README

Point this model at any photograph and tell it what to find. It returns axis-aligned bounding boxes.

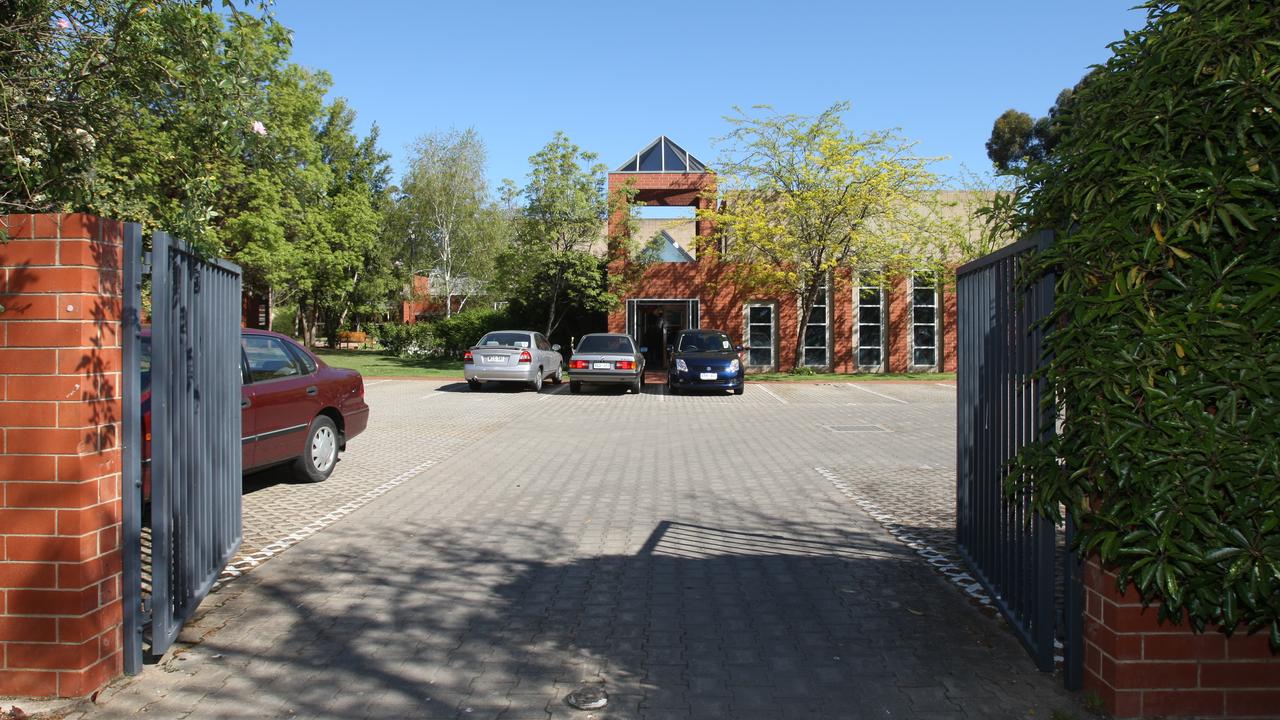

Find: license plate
[699,372,718,380]
[485,355,505,363]
[592,362,611,370]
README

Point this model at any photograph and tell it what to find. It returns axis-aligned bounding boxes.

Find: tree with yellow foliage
[701,102,951,369]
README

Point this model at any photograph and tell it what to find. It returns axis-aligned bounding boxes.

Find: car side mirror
[639,346,648,354]
[551,344,561,352]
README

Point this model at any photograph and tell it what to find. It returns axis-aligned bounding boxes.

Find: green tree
[388,128,508,317]
[985,86,1081,174]
[2,1,284,247]
[1001,0,1280,642]
[702,102,950,369]
[498,132,614,337]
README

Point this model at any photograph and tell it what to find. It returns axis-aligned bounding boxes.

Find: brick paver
[68,379,1082,719]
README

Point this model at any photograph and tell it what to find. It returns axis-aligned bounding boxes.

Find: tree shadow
[156,514,1083,719]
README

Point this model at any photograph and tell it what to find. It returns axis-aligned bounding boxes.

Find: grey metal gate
[955,230,1082,689]
[123,227,243,671]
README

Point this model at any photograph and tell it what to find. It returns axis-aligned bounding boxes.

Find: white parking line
[936,382,955,389]
[758,385,788,405]
[365,379,391,387]
[845,383,909,405]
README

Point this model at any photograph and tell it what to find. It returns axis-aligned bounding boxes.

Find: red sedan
[142,329,369,496]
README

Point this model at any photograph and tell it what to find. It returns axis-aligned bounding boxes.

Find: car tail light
[463,350,473,362]
[615,360,636,370]
[569,359,588,370]
[518,350,532,364]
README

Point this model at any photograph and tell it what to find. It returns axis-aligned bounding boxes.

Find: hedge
[1010,0,1280,643]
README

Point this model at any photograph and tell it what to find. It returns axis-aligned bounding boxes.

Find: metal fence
[123,229,243,670]
[955,230,1082,689]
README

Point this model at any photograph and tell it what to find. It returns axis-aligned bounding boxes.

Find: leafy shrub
[427,308,511,357]
[370,322,434,358]
[1007,1,1280,642]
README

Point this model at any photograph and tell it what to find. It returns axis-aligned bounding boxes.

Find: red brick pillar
[1083,557,1280,718]
[0,213,124,697]
[940,276,958,373]
[885,275,911,373]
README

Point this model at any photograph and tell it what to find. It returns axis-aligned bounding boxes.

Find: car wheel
[467,379,482,391]
[669,384,680,396]
[529,369,543,392]
[294,415,339,483]
[570,380,582,394]
[630,376,642,394]
[733,385,745,395]
[552,366,563,384]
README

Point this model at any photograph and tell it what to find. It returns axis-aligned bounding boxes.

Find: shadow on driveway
[171,519,1082,719]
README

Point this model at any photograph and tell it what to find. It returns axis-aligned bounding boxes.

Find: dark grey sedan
[568,333,646,394]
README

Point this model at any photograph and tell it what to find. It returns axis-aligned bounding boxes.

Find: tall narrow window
[803,277,829,367]
[912,274,938,367]
[745,304,774,368]
[857,287,884,368]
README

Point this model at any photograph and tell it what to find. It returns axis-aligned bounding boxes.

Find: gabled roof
[615,136,708,173]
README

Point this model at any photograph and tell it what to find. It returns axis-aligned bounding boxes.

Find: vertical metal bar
[149,231,172,653]
[957,269,962,543]
[994,260,1006,592]
[1063,511,1084,689]
[121,223,142,675]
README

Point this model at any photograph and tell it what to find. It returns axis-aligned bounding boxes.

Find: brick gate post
[1083,557,1280,718]
[0,213,125,697]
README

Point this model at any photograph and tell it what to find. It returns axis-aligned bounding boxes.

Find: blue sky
[269,1,1146,192]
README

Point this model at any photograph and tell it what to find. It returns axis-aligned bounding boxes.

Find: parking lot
[79,378,1081,719]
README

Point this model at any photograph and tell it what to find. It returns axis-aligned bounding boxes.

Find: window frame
[743,302,777,371]
[283,340,318,375]
[801,274,831,369]
[910,273,940,370]
[853,283,886,372]
[242,335,305,385]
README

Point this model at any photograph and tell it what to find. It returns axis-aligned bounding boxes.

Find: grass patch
[314,349,463,378]
[749,371,955,383]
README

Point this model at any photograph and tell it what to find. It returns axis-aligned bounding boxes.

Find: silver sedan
[464,330,564,391]
[568,333,646,394]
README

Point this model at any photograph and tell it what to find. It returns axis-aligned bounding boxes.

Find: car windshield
[577,335,634,354]
[477,332,531,348]
[678,331,732,353]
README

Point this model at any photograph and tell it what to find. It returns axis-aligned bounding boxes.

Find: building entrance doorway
[627,299,699,369]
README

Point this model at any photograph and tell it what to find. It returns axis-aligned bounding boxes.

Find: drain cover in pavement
[824,424,887,432]
[565,685,608,710]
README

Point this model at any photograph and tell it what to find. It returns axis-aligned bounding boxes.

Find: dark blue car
[666,329,745,395]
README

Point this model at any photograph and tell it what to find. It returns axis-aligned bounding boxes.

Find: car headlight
[675,359,688,372]
[729,359,740,372]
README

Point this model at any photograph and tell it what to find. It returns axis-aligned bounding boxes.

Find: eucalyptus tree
[390,128,506,317]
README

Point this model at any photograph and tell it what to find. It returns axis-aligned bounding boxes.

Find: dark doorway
[630,300,696,369]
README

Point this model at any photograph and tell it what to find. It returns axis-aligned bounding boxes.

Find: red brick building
[400,274,472,323]
[606,137,957,374]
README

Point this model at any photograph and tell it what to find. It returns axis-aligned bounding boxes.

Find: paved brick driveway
[72,379,1083,719]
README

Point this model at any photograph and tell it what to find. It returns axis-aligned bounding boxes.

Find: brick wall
[1083,557,1280,718]
[0,213,125,697]
[605,170,958,374]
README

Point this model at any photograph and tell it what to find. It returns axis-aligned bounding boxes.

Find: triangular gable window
[615,136,708,173]
[655,231,693,262]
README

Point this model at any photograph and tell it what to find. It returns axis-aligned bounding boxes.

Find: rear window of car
[577,335,634,354]
[677,331,732,352]
[478,332,532,348]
